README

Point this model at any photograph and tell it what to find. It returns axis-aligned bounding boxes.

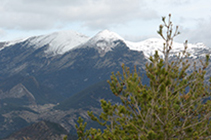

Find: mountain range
[0,29,210,139]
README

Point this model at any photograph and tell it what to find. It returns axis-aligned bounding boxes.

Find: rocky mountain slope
[0,30,210,139]
[2,120,77,140]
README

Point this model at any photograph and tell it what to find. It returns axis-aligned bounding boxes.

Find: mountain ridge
[1,29,209,58]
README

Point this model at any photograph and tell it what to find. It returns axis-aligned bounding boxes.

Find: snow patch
[0,38,28,51]
[80,30,124,52]
[125,38,209,58]
[28,30,90,56]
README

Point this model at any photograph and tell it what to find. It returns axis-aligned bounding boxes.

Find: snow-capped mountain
[81,30,124,53]
[0,29,209,80]
[2,30,90,56]
[47,30,209,58]
[0,29,209,101]
[126,38,209,58]
[2,29,209,58]
[28,30,90,56]
[0,29,210,139]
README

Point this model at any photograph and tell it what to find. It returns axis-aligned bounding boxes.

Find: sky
[0,0,210,47]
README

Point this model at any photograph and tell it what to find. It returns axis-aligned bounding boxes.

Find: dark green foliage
[75,14,211,139]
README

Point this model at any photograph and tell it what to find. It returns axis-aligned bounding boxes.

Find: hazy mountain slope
[2,120,77,140]
[0,75,63,107]
[55,80,120,110]
[39,41,147,98]
[0,115,29,139]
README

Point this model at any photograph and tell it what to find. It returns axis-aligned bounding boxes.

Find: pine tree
[75,14,211,140]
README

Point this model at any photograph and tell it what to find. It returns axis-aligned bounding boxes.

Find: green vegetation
[75,14,211,139]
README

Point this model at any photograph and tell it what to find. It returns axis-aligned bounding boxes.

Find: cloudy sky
[0,0,210,47]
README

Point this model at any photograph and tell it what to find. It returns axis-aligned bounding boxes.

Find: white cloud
[0,0,158,31]
[0,29,7,38]
[176,18,211,47]
[0,0,210,48]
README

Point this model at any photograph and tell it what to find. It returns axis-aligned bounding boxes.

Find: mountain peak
[93,29,124,41]
[28,30,89,56]
[80,29,125,54]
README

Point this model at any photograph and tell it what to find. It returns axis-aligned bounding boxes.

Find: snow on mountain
[1,38,28,51]
[87,29,124,44]
[125,38,209,58]
[27,30,90,56]
[1,30,90,56]
[2,30,85,57]
[1,29,209,58]
[81,30,209,58]
[81,30,124,52]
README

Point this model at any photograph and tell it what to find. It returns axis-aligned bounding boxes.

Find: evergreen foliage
[75,14,211,139]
